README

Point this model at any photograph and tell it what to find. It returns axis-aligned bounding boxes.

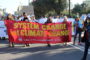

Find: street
[0,40,90,60]
[0,0,89,60]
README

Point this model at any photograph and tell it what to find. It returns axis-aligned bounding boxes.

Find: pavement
[0,40,90,60]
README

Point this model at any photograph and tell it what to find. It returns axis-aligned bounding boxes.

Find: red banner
[4,20,72,44]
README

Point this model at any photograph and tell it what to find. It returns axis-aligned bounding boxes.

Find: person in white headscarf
[63,16,68,22]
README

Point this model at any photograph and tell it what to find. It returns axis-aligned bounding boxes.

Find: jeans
[74,30,82,44]
[82,32,90,60]
[82,42,90,60]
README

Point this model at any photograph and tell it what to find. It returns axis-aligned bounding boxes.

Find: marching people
[52,15,60,23]
[19,12,31,22]
[45,16,53,47]
[52,15,65,23]
[82,14,90,60]
[38,16,47,24]
[29,15,38,22]
[19,12,30,47]
[73,17,83,45]
[6,13,14,20]
[63,16,69,46]
[63,16,68,22]
[57,15,64,23]
[6,14,15,47]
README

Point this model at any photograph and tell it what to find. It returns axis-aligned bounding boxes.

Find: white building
[17,3,34,16]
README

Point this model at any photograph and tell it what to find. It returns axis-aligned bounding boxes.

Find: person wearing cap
[73,17,83,45]
[82,14,90,60]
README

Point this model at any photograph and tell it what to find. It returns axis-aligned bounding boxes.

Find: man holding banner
[45,16,53,47]
[19,12,30,47]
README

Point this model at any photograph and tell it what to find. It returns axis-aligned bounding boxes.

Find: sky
[71,0,84,4]
[0,0,85,14]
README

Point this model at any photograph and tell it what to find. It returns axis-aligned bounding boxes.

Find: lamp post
[28,0,30,5]
[69,0,71,17]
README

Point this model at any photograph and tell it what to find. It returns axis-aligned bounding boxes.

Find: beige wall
[17,4,34,16]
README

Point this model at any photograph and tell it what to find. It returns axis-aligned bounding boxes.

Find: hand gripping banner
[4,20,72,44]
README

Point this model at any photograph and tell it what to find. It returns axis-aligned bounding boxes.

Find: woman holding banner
[19,12,30,47]
[6,13,14,20]
[63,16,69,46]
[45,16,53,47]
[6,14,15,47]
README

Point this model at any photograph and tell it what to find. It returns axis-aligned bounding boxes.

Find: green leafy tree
[32,0,67,18]
[81,3,87,13]
[87,9,90,13]
[72,3,87,14]
[72,4,82,14]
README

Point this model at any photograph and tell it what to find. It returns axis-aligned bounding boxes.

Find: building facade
[17,3,34,16]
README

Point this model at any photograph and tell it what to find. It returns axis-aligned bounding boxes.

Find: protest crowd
[0,12,90,60]
[0,12,88,46]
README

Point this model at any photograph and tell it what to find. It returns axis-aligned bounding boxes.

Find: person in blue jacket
[73,17,83,45]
